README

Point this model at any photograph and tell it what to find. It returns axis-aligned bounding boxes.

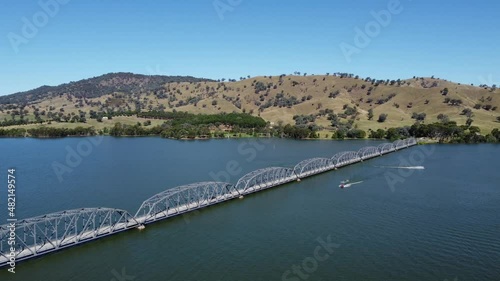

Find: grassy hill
[0,72,214,104]
[1,73,499,136]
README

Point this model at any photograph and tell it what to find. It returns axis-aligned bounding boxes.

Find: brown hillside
[1,74,499,133]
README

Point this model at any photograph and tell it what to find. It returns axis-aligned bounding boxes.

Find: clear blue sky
[1,0,499,95]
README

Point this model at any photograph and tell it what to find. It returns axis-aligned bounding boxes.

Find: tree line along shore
[0,111,499,144]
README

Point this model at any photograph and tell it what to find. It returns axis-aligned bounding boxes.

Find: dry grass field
[1,74,499,134]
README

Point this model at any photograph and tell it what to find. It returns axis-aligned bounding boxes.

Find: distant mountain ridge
[0,72,215,104]
[0,72,498,134]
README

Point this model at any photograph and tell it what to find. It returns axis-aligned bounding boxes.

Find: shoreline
[0,134,498,145]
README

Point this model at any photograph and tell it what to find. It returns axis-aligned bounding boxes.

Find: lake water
[0,137,499,281]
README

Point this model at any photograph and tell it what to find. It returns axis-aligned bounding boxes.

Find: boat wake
[339,181,363,188]
[375,166,425,170]
[349,181,364,185]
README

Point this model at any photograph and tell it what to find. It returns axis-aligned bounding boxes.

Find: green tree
[369,129,386,139]
[466,117,474,127]
[347,129,366,139]
[485,134,497,143]
[254,81,267,93]
[461,108,473,117]
[336,129,346,139]
[469,126,480,135]
[378,113,388,123]
[492,128,500,140]
[344,106,356,116]
[412,112,426,121]
[438,114,449,123]
[368,108,374,120]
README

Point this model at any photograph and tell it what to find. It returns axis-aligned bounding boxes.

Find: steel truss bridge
[1,138,417,267]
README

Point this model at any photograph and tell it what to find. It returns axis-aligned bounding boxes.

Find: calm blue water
[0,137,499,281]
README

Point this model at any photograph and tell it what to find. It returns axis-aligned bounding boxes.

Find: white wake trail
[375,166,425,170]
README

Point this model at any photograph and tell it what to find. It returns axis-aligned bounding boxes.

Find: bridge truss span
[393,140,407,150]
[331,151,361,167]
[357,146,380,160]
[134,182,237,224]
[294,158,335,178]
[378,143,395,154]
[405,138,417,146]
[0,208,138,267]
[235,167,297,194]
